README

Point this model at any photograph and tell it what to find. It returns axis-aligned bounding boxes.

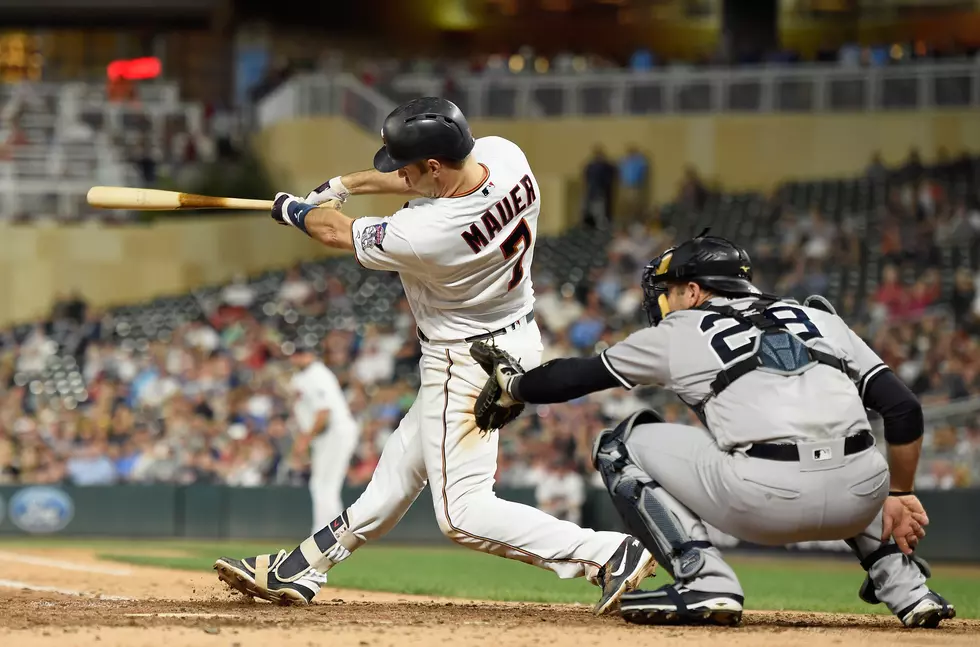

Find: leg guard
[276,511,356,581]
[846,539,931,605]
[592,409,708,581]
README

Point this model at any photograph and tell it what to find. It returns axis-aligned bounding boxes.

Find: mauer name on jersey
[460,174,536,254]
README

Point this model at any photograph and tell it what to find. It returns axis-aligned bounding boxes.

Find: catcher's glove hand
[469,341,526,433]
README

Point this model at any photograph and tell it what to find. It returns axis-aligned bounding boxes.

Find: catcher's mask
[641,229,757,325]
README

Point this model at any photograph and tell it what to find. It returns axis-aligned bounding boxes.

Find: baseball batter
[288,343,359,534]
[476,233,956,628]
[214,97,655,613]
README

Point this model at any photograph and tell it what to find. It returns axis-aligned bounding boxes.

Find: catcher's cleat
[593,537,657,616]
[620,584,744,627]
[214,550,326,606]
[899,591,956,628]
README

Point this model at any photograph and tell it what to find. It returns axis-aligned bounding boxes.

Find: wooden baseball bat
[87,186,274,211]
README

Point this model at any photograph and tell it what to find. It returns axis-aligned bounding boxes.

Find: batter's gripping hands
[271,192,304,226]
[305,176,350,205]
[272,193,342,234]
[470,341,525,432]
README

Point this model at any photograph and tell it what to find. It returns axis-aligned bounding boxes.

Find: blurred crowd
[2,152,980,526]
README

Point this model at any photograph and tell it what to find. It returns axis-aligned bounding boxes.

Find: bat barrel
[87,186,274,211]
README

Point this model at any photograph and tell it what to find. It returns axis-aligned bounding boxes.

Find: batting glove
[272,192,316,235]
[305,176,350,205]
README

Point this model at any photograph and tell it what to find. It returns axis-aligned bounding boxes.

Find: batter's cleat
[593,537,658,615]
[214,550,327,606]
[620,584,744,627]
[899,591,956,628]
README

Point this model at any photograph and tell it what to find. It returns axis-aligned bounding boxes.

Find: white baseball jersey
[290,361,358,443]
[601,297,884,450]
[350,136,539,341]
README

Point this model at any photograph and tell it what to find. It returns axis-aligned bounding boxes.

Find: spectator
[677,165,707,211]
[628,48,655,72]
[278,267,313,306]
[582,146,616,228]
[567,292,606,351]
[66,442,117,485]
[866,151,887,183]
[874,264,908,318]
[618,146,650,222]
[535,283,584,334]
[221,273,257,309]
[952,269,976,323]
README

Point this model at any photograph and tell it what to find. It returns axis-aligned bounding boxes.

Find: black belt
[746,430,874,462]
[417,311,534,344]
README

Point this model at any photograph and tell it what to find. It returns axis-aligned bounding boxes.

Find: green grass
[4,539,978,617]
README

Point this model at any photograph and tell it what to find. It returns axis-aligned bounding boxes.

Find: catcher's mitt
[469,341,526,433]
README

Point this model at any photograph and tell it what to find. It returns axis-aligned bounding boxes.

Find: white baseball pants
[325,320,626,580]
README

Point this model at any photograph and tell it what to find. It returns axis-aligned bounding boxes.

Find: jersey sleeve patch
[600,351,636,390]
[358,222,387,252]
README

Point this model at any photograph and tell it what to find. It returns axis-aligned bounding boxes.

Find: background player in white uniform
[214,97,655,613]
[287,343,360,535]
[478,233,956,629]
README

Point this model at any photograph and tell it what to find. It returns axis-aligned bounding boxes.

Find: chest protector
[691,296,859,422]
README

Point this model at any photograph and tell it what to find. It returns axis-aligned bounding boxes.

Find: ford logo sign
[9,487,74,534]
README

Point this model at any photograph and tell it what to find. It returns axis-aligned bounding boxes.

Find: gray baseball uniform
[599,296,929,613]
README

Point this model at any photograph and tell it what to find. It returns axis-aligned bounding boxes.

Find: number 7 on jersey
[500,218,532,291]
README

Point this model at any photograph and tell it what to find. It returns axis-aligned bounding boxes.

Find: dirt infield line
[0,578,132,600]
[0,546,976,647]
[0,550,133,575]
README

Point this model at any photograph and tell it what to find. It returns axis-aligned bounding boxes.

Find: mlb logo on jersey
[482,181,495,197]
[812,447,832,461]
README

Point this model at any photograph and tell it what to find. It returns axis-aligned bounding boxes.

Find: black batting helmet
[373,97,475,173]
[641,229,758,325]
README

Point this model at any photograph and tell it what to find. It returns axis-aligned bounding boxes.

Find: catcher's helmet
[373,97,475,173]
[641,230,758,325]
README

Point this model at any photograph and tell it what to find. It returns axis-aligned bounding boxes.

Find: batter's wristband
[889,490,914,497]
[287,201,316,237]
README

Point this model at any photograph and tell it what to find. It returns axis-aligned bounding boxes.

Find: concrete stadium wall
[476,110,980,203]
[254,111,980,226]
[0,216,335,326]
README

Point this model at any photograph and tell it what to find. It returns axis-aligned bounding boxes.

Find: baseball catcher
[473,231,955,629]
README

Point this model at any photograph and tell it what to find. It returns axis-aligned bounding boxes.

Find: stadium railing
[257,72,396,132]
[257,62,980,127]
[0,81,203,221]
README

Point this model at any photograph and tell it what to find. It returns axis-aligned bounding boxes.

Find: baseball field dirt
[0,546,977,647]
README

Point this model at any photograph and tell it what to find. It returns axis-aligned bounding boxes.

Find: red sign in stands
[107,57,162,81]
